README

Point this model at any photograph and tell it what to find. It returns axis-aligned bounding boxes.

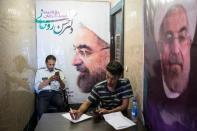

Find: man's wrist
[108,110,111,113]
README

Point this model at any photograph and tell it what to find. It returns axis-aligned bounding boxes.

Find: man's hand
[53,75,60,81]
[38,76,53,89]
[96,108,109,114]
[48,75,55,81]
[48,74,60,82]
[69,109,83,120]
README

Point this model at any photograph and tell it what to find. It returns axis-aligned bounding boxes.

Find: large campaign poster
[144,0,197,130]
[36,1,110,103]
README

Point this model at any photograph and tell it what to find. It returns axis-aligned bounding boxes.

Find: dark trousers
[37,90,65,119]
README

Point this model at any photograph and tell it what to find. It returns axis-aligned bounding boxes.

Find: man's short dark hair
[45,55,56,63]
[106,61,123,76]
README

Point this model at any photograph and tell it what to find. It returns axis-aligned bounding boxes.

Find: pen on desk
[70,108,75,120]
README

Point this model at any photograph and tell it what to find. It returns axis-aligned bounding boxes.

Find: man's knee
[37,103,48,115]
[55,99,64,107]
[52,93,64,106]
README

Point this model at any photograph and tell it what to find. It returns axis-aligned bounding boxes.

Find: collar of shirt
[162,75,180,99]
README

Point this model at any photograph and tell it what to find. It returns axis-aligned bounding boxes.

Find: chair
[62,88,69,112]
[46,89,69,112]
[36,89,69,120]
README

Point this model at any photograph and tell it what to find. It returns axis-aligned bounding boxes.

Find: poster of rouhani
[36,1,110,103]
[144,0,197,130]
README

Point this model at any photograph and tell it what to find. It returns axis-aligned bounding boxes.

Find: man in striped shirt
[70,61,133,120]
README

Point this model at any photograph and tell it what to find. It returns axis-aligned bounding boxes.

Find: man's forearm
[108,105,126,113]
[59,79,65,90]
[78,100,91,113]
[38,79,51,89]
[108,98,129,113]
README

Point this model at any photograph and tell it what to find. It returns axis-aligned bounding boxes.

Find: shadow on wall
[0,55,36,131]
[4,55,35,92]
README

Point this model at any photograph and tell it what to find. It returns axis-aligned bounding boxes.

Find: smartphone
[42,77,48,80]
[55,71,59,76]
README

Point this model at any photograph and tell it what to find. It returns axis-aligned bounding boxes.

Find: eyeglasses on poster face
[162,29,190,44]
[73,45,109,58]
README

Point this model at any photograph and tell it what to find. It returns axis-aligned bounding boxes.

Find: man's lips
[76,66,86,71]
[76,67,88,76]
[169,63,182,69]
[108,83,113,88]
[76,68,86,72]
[169,57,182,67]
[79,71,87,76]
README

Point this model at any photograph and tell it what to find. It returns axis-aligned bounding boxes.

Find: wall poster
[36,1,110,103]
[144,0,197,130]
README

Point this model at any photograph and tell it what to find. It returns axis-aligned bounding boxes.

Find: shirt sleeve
[34,70,41,93]
[121,79,133,99]
[88,86,100,104]
[59,70,66,90]
[59,70,65,81]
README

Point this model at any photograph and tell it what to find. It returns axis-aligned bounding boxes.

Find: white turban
[71,3,110,44]
[154,0,197,43]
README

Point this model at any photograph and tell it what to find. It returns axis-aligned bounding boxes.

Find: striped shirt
[88,78,133,110]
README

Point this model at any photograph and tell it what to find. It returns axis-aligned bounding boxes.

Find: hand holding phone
[55,71,59,76]
[54,71,60,81]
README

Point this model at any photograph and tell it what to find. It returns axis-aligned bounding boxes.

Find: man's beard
[162,55,190,94]
[77,65,106,93]
[164,69,189,93]
[48,68,54,72]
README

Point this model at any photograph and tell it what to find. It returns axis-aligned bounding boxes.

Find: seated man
[35,55,66,119]
[70,61,133,120]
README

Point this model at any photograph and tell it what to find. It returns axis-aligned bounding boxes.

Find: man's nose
[72,54,83,66]
[49,65,54,68]
[171,38,180,54]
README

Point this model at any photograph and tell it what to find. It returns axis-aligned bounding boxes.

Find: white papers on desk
[62,113,92,123]
[103,112,135,130]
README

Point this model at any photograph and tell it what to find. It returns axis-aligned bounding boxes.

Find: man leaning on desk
[70,61,133,120]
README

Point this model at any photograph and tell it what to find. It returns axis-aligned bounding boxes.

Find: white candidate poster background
[36,1,110,103]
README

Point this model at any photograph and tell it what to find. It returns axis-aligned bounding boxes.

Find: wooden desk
[35,113,146,131]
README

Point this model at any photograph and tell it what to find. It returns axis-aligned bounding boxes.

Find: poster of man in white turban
[36,1,110,103]
[144,0,197,130]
